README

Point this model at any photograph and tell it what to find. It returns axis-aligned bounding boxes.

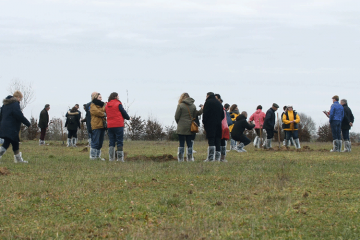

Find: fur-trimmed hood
[67,110,79,115]
[3,96,18,105]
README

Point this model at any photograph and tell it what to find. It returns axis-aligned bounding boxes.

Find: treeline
[20,113,360,143]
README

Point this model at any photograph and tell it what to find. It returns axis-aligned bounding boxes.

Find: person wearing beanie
[0,91,31,163]
[329,95,344,152]
[340,99,354,152]
[249,105,266,148]
[263,103,279,149]
[282,105,301,149]
[38,104,50,145]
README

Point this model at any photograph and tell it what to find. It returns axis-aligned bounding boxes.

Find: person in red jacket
[105,92,130,162]
[249,105,266,148]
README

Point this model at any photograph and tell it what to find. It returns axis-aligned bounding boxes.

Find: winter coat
[65,110,80,131]
[226,111,232,126]
[90,99,106,130]
[38,108,49,129]
[84,102,92,133]
[175,97,197,135]
[105,99,130,129]
[329,101,344,123]
[0,96,30,142]
[342,103,354,130]
[202,95,224,138]
[229,111,239,132]
[249,109,266,129]
[282,110,300,131]
[231,114,255,140]
[263,108,276,129]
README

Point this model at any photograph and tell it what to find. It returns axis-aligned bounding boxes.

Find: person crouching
[230,112,255,153]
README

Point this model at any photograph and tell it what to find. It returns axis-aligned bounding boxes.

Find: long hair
[230,104,237,112]
[108,92,118,102]
[178,93,189,105]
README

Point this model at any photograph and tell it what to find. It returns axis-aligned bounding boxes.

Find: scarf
[92,99,104,108]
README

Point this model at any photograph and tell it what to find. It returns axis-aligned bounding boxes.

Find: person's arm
[329,105,334,122]
[350,109,354,125]
[174,105,181,123]
[245,121,255,130]
[196,108,203,117]
[13,104,30,127]
[294,113,300,123]
[118,104,130,120]
[249,113,254,122]
[282,113,291,124]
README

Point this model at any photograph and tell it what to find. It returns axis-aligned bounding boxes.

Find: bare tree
[144,117,165,141]
[8,79,35,110]
[317,123,333,142]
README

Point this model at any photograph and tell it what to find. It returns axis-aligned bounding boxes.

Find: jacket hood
[182,97,195,105]
[106,99,121,108]
[255,109,262,114]
[3,96,18,105]
[236,114,247,121]
[67,110,79,115]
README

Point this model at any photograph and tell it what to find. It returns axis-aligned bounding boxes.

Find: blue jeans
[178,135,192,148]
[330,120,341,140]
[91,128,105,150]
[108,127,124,150]
[342,129,350,141]
[285,130,299,140]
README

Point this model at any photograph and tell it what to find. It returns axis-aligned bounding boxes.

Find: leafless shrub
[144,118,165,141]
[127,115,145,140]
[317,123,333,142]
[8,79,35,111]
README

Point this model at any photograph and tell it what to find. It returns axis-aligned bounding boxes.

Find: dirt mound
[268,146,313,152]
[126,154,176,162]
[80,147,88,152]
[0,167,10,175]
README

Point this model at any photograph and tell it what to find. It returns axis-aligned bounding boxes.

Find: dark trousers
[178,135,192,148]
[67,129,78,138]
[208,137,221,151]
[231,134,251,146]
[191,134,196,141]
[330,120,341,140]
[108,127,124,150]
[265,128,274,139]
[2,137,20,154]
[285,130,298,140]
[40,128,47,140]
[91,128,105,150]
[342,129,350,141]
[255,128,264,137]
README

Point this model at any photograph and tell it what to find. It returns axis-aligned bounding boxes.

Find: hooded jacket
[231,114,255,140]
[249,109,266,129]
[65,109,80,131]
[341,103,354,130]
[0,96,30,142]
[202,95,224,138]
[90,99,106,130]
[175,97,197,135]
[105,99,130,128]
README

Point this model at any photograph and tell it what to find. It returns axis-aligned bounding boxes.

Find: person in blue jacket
[329,95,344,152]
[0,91,31,163]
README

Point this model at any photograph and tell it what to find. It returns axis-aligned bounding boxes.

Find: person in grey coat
[175,93,198,162]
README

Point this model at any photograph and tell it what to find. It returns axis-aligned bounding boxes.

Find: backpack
[67,115,76,126]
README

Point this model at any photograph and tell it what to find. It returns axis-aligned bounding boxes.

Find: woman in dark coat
[231,112,255,152]
[0,91,30,163]
[65,106,81,147]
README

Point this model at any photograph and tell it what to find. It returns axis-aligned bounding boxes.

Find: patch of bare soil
[268,146,313,152]
[126,154,176,162]
[80,147,88,152]
[0,167,10,175]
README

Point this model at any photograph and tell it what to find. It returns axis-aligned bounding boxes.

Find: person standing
[202,92,224,162]
[174,93,198,162]
[231,112,255,152]
[263,103,279,149]
[105,92,130,162]
[190,105,203,154]
[65,106,81,147]
[0,91,31,163]
[329,95,344,152]
[249,105,266,148]
[83,92,97,147]
[340,99,354,152]
[90,93,107,160]
[38,104,50,145]
[282,105,301,149]
[215,94,229,161]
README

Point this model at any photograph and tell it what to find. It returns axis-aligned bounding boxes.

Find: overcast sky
[1,0,359,132]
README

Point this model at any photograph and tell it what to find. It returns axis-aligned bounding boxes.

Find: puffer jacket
[249,109,266,129]
[229,111,239,132]
[341,103,354,130]
[105,99,130,128]
[175,97,197,135]
[329,101,344,122]
[90,99,106,130]
[282,110,300,131]
[65,109,80,131]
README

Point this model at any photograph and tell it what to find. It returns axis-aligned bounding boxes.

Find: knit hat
[272,103,279,108]
[332,95,339,101]
[92,92,100,101]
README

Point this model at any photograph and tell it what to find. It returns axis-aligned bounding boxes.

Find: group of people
[174,92,355,162]
[0,90,355,164]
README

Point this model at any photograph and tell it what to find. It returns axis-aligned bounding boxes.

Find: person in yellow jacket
[282,105,301,149]
[229,104,244,151]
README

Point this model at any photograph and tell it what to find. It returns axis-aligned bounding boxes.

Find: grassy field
[0,140,359,239]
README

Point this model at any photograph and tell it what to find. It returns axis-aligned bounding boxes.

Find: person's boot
[236,143,245,152]
[109,146,116,161]
[90,148,97,160]
[265,139,272,149]
[294,138,301,149]
[230,139,236,151]
[96,149,106,161]
[254,136,259,148]
[220,146,227,162]
[116,150,124,162]
[290,137,295,146]
[0,146,6,162]
[284,139,290,147]
[262,139,267,148]
[215,151,221,161]
[330,140,337,152]
[0,138,4,144]
[191,140,197,153]
[349,141,352,152]
[186,147,194,162]
[67,138,72,147]
[177,147,184,162]
[86,138,91,147]
[337,140,342,152]
[14,152,28,163]
[342,141,351,152]
[72,138,77,147]
[204,146,216,162]
[282,139,286,146]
